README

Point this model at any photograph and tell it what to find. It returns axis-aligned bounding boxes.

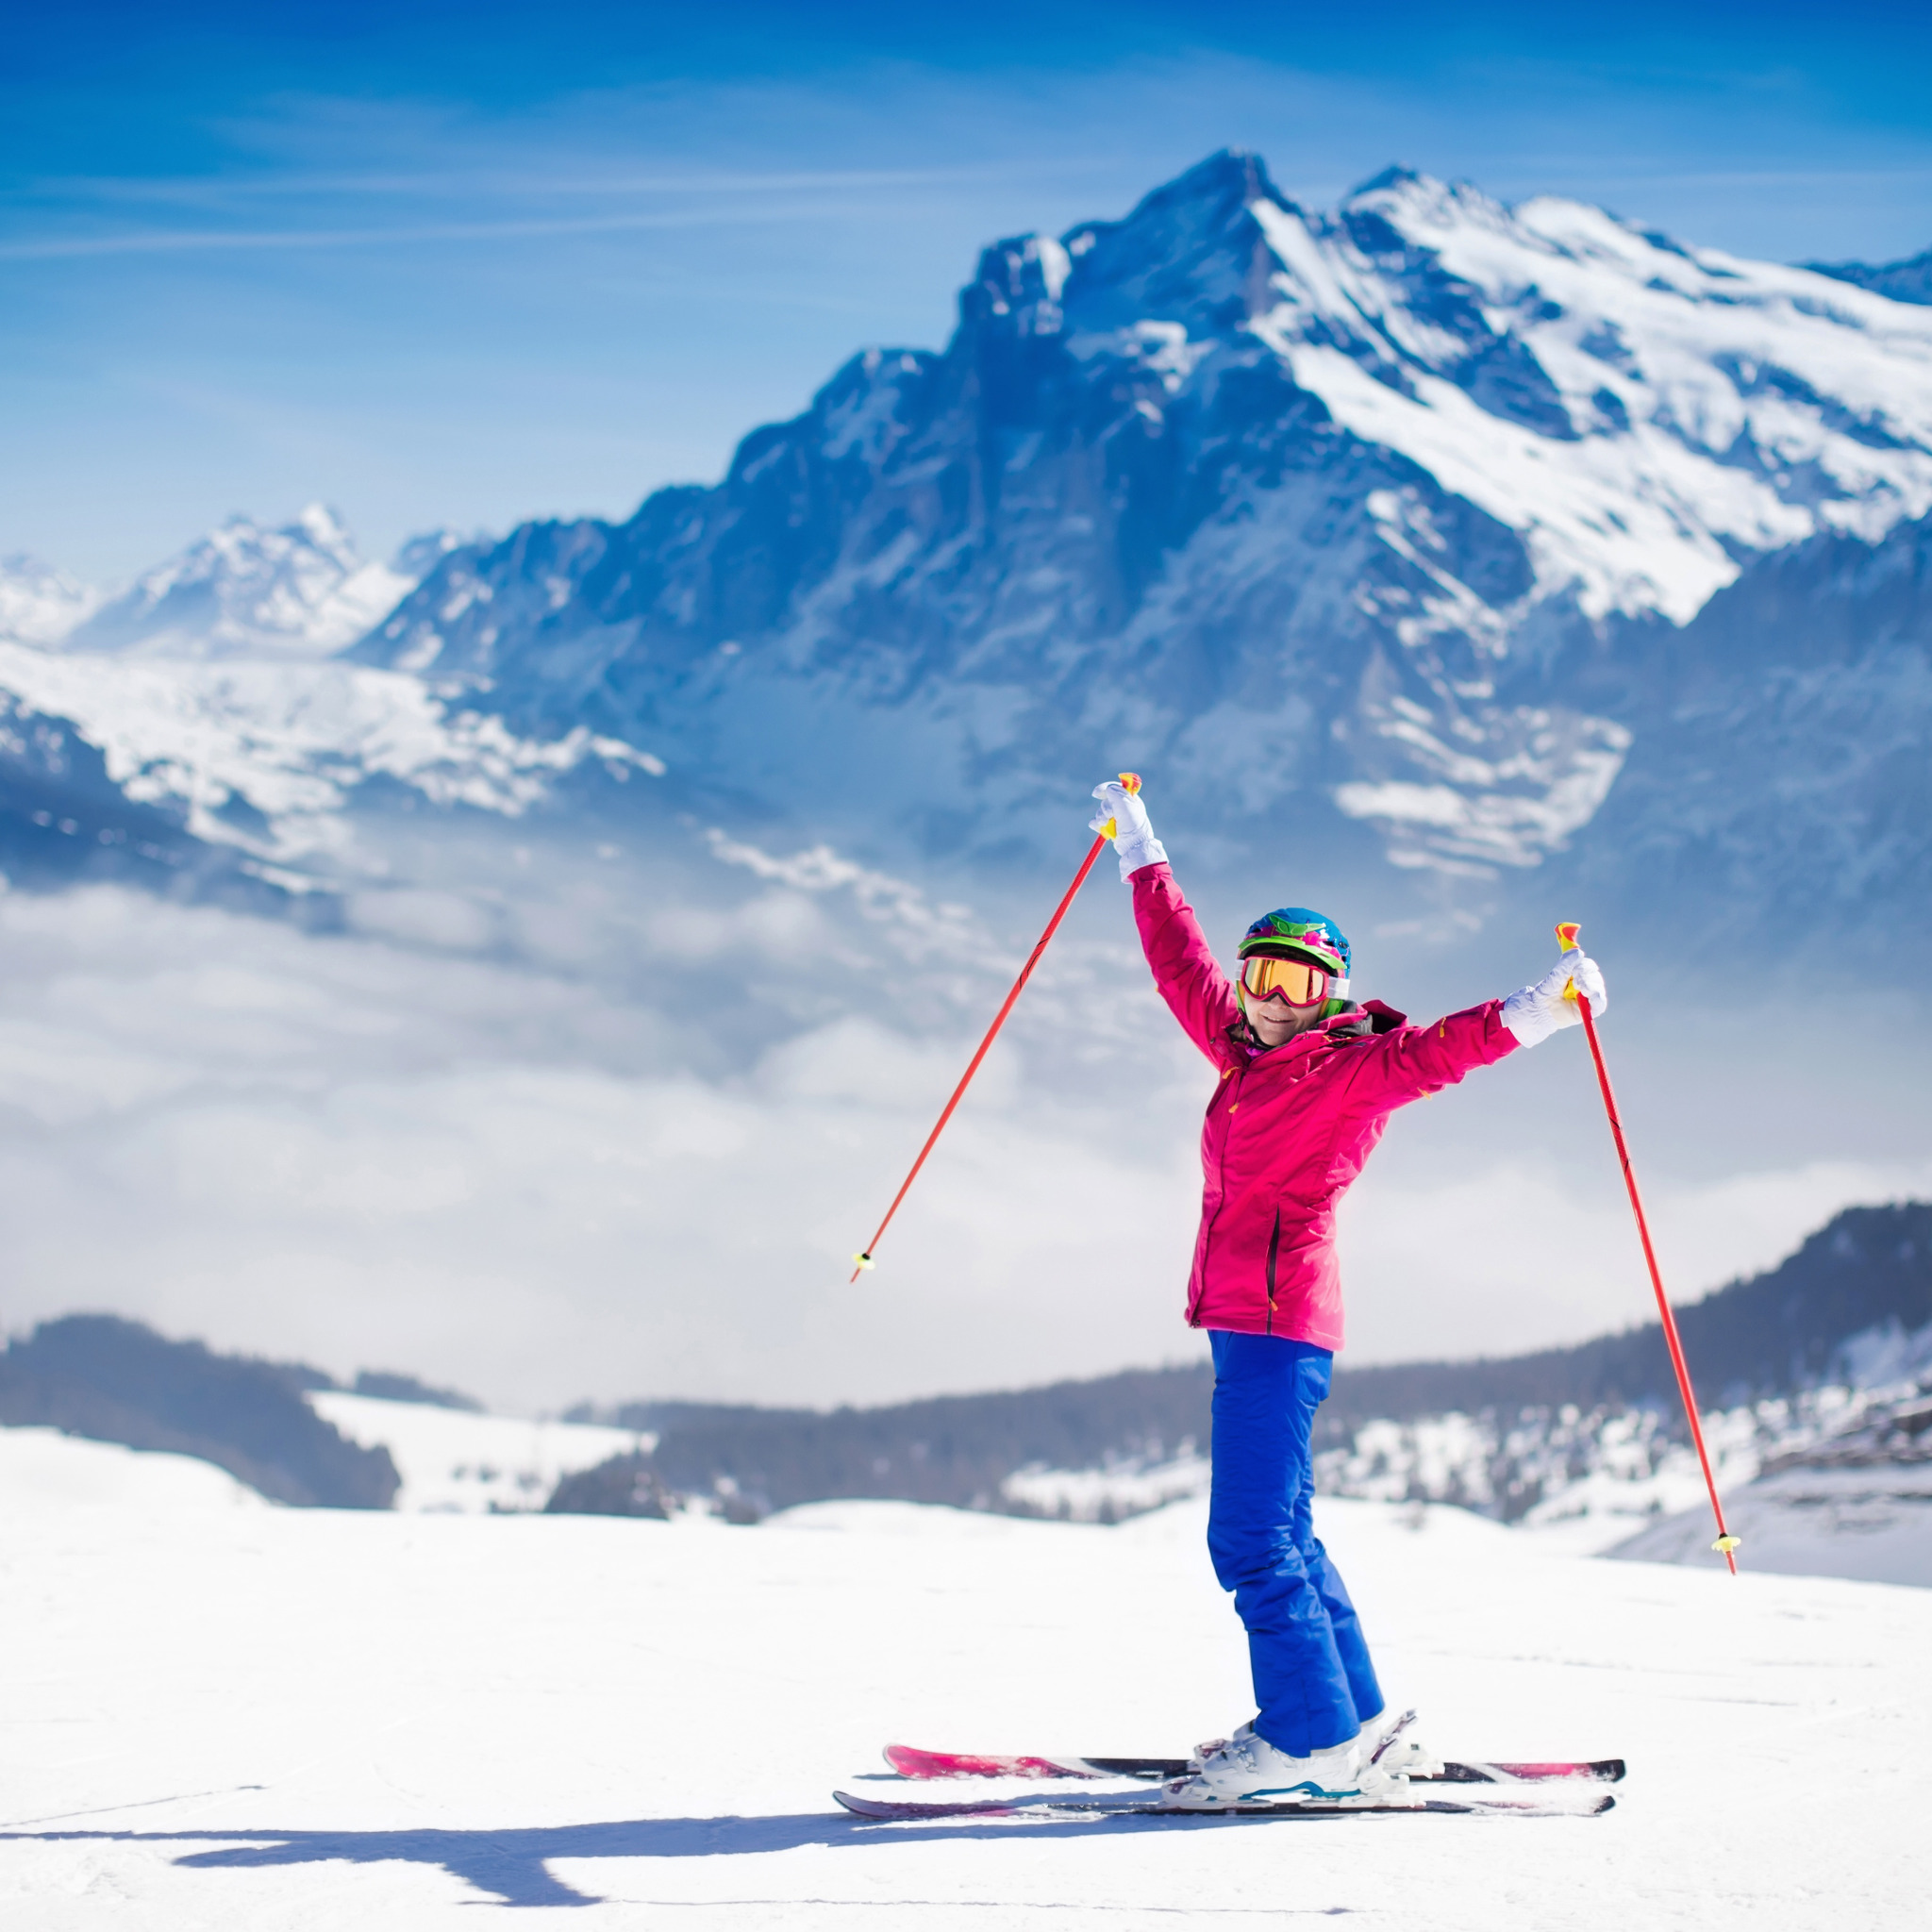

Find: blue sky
[8,1,1932,583]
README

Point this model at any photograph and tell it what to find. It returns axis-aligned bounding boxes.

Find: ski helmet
[1237,907,1350,980]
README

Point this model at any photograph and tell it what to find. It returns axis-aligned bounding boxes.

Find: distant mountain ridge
[551,1201,1932,1524]
[0,1315,399,1507]
[1807,247,1932,308]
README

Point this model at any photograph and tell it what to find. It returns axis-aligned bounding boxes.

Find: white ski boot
[1359,1707,1444,1779]
[1166,1727,1416,1809]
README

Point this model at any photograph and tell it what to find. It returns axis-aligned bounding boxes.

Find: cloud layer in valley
[0,823,1923,1413]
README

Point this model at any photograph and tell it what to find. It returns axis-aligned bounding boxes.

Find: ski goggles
[1240,955,1335,1007]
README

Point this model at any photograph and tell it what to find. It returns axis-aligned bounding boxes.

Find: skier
[1087,779,1608,1809]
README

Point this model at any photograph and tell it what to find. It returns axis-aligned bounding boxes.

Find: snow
[0,1425,264,1515]
[1610,1462,1932,1587]
[0,556,101,646]
[0,640,665,866]
[67,507,418,662]
[3,1427,1926,1926]
[308,1391,647,1515]
[1001,1451,1211,1522]
[1223,175,1932,630]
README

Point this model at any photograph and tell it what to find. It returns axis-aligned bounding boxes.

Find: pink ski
[884,1745,1624,1785]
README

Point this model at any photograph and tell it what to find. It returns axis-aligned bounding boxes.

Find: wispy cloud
[11,163,1036,209]
[0,198,959,262]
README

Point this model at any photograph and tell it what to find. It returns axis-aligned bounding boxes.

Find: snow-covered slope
[0,1424,265,1515]
[308,1391,648,1514]
[1610,1457,1932,1586]
[1608,1380,1932,1586]
[0,638,663,875]
[2,1437,1926,1927]
[355,151,1932,891]
[66,507,438,662]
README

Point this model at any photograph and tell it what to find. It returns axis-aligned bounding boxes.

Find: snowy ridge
[1241,171,1932,622]
[0,555,102,645]
[68,506,432,662]
[0,639,665,874]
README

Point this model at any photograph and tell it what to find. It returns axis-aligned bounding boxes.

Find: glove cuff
[1117,836,1167,882]
[1500,986,1557,1048]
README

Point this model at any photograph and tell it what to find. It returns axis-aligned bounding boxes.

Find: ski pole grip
[1554,923,1582,1003]
[1099,772,1143,841]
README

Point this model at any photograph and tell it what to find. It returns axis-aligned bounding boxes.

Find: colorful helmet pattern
[1237,907,1351,979]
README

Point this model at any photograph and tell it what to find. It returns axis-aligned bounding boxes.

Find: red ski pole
[850,774,1142,1283]
[1556,923,1740,1574]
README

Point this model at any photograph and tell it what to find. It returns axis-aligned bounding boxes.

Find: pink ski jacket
[1132,862,1519,1350]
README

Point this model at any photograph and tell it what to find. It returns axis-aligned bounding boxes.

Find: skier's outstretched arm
[1343,946,1610,1111]
[1090,780,1241,1065]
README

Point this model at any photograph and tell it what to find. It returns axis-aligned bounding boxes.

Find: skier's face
[1244,996,1324,1047]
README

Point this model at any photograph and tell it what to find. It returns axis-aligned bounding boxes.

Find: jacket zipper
[1264,1208,1280,1336]
[1189,1064,1239,1327]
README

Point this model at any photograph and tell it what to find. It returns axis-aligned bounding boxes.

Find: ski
[883,1744,1625,1786]
[837,1787,1615,1823]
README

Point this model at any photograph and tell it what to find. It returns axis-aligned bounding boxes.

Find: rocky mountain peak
[337,151,1932,908]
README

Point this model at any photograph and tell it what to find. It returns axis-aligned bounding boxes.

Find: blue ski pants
[1208,1329,1384,1757]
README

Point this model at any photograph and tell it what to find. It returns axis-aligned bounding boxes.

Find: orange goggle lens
[1241,956,1331,1007]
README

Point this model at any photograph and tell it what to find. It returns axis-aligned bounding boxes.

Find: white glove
[1501,948,1608,1048]
[1090,781,1167,882]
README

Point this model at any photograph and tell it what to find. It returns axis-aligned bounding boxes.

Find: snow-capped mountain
[354,152,1932,898]
[68,506,445,661]
[3,155,1928,936]
[0,639,664,881]
[0,555,101,645]
[0,509,662,895]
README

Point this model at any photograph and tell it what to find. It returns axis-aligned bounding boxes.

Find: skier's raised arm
[1089,780,1241,1065]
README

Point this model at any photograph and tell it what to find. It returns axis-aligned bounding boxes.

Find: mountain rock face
[68,506,447,661]
[1578,504,1932,926]
[357,152,1932,905]
[1808,248,1932,308]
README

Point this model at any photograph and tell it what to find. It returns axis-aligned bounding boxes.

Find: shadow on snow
[3,1807,1382,1908]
